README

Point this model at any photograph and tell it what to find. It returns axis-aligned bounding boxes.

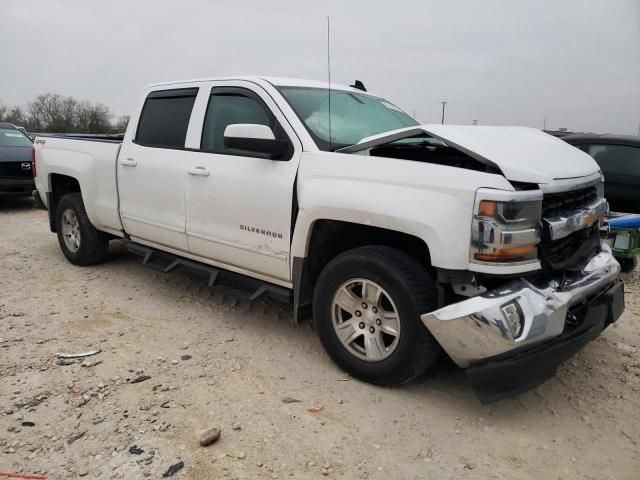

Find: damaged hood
[339,125,601,184]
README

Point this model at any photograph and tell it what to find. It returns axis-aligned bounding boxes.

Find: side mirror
[223,124,289,160]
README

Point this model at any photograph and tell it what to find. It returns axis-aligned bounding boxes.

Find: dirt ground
[1,196,639,480]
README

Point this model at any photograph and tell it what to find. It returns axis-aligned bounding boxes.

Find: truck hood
[339,125,600,184]
[0,145,32,163]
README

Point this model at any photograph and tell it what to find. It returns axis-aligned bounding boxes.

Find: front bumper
[421,245,624,401]
[468,281,623,403]
[0,177,35,194]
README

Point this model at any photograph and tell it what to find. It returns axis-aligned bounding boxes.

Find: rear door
[586,143,640,213]
[183,81,302,282]
[117,87,199,251]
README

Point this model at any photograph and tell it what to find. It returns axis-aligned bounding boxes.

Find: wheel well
[293,219,432,321]
[48,174,81,232]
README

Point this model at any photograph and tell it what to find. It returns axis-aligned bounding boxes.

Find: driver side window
[201,90,273,154]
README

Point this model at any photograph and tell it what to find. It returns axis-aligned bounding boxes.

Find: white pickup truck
[34,76,624,402]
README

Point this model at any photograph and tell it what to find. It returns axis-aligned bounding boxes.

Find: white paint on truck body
[34,75,603,285]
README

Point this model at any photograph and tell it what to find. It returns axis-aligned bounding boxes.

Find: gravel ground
[1,196,639,480]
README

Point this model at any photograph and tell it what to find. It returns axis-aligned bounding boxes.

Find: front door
[184,82,302,282]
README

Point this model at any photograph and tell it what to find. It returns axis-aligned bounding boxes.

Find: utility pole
[441,101,447,125]
[543,117,547,130]
[472,119,478,126]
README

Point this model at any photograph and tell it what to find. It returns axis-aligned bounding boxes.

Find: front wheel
[313,246,441,386]
[56,193,109,266]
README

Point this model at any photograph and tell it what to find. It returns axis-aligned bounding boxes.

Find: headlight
[470,189,543,264]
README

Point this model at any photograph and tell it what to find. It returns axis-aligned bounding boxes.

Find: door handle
[187,166,210,177]
[120,158,137,167]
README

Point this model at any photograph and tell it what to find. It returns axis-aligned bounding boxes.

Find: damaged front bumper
[421,245,624,403]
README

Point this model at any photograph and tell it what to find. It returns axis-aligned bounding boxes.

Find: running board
[127,242,291,304]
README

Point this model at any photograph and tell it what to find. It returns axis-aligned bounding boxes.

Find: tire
[56,193,109,266]
[313,245,441,386]
[619,256,637,273]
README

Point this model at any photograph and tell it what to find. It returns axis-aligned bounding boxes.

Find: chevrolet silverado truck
[34,77,624,402]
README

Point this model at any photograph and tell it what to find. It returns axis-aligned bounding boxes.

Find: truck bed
[34,135,124,236]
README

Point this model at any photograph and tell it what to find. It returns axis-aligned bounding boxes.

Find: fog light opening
[501,301,524,338]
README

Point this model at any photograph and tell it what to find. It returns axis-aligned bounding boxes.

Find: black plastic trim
[147,88,199,99]
[47,191,56,232]
[467,281,624,404]
[128,242,291,304]
[292,256,313,322]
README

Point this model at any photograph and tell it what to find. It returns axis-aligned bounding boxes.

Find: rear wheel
[313,246,441,385]
[56,193,109,265]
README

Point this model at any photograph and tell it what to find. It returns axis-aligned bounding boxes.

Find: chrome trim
[544,197,608,241]
[539,172,603,194]
[471,222,540,248]
[422,244,620,367]
[474,187,543,203]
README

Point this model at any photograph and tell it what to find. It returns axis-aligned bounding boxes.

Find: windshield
[277,86,419,151]
[0,128,32,147]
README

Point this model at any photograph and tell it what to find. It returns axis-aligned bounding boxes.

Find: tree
[7,106,27,126]
[3,93,116,133]
[114,115,130,132]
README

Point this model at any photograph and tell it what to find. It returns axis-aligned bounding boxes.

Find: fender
[290,150,515,273]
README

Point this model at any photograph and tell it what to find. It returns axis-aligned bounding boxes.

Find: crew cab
[34,77,624,402]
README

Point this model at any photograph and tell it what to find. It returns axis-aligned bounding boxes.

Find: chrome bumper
[421,244,621,367]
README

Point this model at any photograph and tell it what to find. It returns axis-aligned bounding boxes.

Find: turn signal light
[474,244,537,262]
[478,200,497,217]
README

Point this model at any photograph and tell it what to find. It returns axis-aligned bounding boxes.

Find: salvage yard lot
[1,197,639,480]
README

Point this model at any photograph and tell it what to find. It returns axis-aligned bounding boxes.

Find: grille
[542,186,598,218]
[540,185,601,270]
[0,162,32,178]
[540,224,599,269]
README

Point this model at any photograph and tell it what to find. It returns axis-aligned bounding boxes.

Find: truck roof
[145,76,375,96]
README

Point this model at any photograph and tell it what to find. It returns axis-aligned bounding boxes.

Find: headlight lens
[471,190,542,264]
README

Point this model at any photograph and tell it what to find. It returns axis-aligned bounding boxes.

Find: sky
[1,0,639,134]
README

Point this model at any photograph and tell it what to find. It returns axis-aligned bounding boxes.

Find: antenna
[327,16,332,151]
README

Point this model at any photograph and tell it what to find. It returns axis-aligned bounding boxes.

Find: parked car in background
[563,134,640,214]
[0,122,35,196]
[15,126,29,137]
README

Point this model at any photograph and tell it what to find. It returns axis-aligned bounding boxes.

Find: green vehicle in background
[607,214,640,272]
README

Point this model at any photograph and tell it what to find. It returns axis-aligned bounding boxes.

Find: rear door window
[587,144,640,176]
[135,88,198,148]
